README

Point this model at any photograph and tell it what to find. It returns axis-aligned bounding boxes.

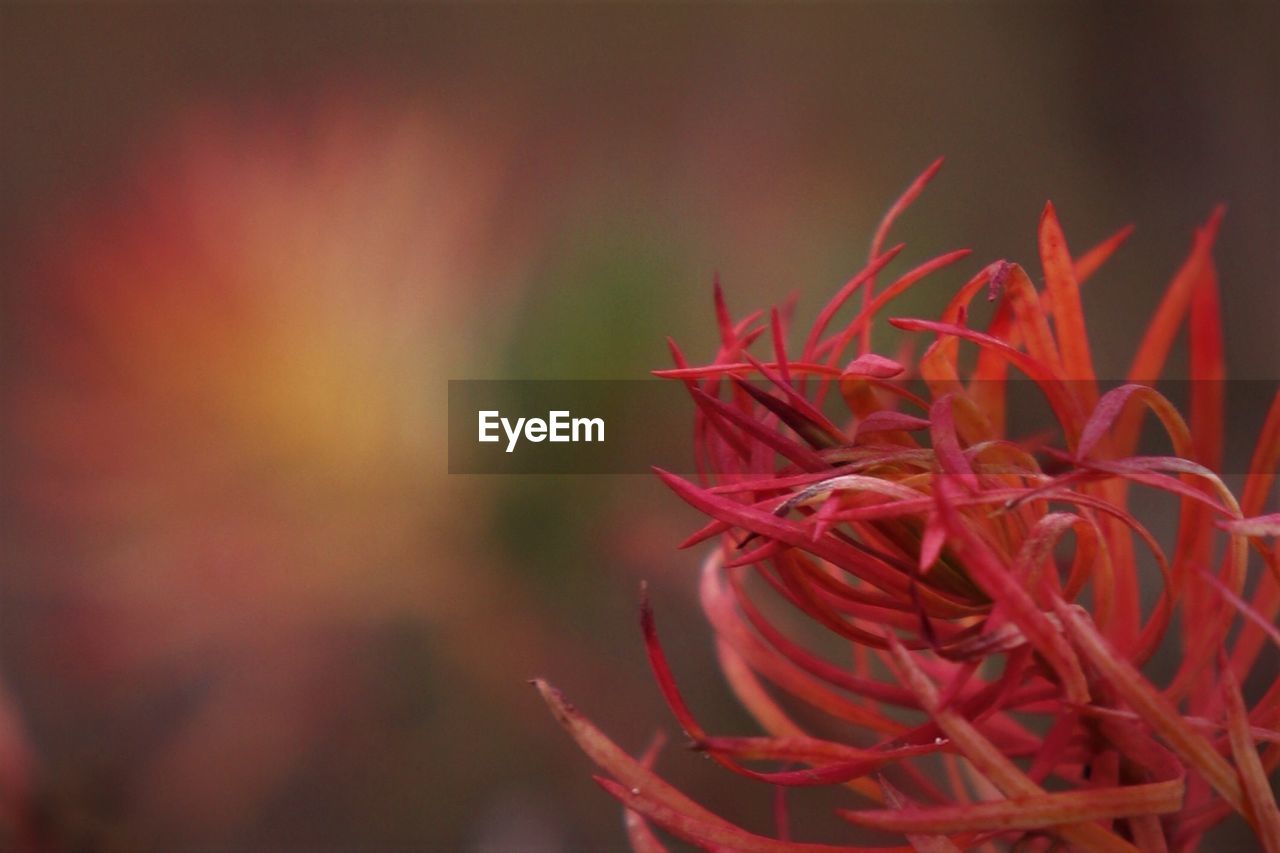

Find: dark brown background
[1,3,1276,851]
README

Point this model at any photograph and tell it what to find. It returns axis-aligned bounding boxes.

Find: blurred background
[0,3,1276,851]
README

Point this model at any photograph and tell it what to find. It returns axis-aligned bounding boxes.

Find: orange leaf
[1052,601,1244,812]
[1039,202,1098,398]
[839,780,1181,834]
[1220,654,1280,849]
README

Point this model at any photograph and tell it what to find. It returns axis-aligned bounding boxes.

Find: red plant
[536,161,1280,851]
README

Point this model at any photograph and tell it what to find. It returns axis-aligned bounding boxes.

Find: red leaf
[860,157,946,355]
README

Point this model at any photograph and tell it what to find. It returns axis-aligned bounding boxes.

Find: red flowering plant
[535,162,1280,851]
